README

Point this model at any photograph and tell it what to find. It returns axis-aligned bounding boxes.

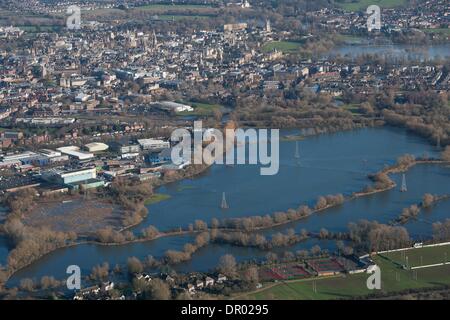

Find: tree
[91,263,110,281]
[194,220,208,231]
[211,218,220,229]
[243,266,259,283]
[141,226,159,240]
[19,278,34,292]
[146,279,171,300]
[217,254,237,277]
[127,257,144,275]
[310,245,321,256]
[442,146,450,162]
[314,196,327,210]
[397,154,415,166]
[422,193,435,208]
[343,246,354,256]
[176,291,192,300]
[265,252,278,264]
[40,276,59,290]
[319,228,329,239]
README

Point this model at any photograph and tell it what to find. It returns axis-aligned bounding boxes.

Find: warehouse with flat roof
[84,142,109,153]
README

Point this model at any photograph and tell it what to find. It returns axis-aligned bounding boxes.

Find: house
[217,274,227,283]
[146,148,172,164]
[165,275,175,282]
[136,273,152,282]
[196,280,204,289]
[366,264,378,273]
[187,284,195,294]
[205,277,214,287]
[102,281,114,291]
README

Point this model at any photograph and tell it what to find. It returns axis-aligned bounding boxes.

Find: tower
[400,174,407,192]
[266,19,271,33]
[152,30,158,47]
[221,192,229,209]
[294,141,300,163]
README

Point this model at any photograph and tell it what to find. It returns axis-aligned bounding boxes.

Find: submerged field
[23,197,122,236]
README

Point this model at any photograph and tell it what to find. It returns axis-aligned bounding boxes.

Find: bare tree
[127,257,144,274]
[217,254,237,277]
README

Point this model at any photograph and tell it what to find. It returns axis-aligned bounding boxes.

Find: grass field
[178,102,223,117]
[155,14,212,21]
[136,4,213,10]
[342,103,363,115]
[381,245,450,268]
[421,28,450,35]
[261,41,302,54]
[336,0,408,11]
[17,25,62,33]
[337,34,368,45]
[247,244,450,300]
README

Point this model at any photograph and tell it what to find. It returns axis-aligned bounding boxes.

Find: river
[5,126,450,286]
[326,44,450,60]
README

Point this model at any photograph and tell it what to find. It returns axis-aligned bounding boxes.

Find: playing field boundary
[410,261,450,270]
[375,241,450,255]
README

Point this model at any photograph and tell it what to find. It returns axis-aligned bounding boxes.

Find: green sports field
[136,4,213,11]
[246,244,450,300]
[380,245,450,268]
[421,28,450,35]
[336,0,408,12]
[177,102,223,117]
[261,41,302,54]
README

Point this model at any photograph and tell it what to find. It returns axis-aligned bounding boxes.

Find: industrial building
[0,149,69,168]
[108,141,140,154]
[57,146,94,160]
[42,167,104,190]
[156,101,194,113]
[137,138,170,151]
[84,142,109,153]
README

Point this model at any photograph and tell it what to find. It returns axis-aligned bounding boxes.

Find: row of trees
[164,232,210,265]
[95,224,161,243]
[205,194,344,232]
[364,172,393,193]
[396,204,421,224]
[210,228,309,250]
[432,219,450,242]
[348,220,411,252]
[18,276,60,293]
[108,179,153,227]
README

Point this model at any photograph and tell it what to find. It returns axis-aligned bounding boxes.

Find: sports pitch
[380,244,450,268]
[246,244,450,300]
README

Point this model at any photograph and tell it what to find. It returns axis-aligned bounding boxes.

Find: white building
[138,138,170,151]
[84,142,109,153]
[158,101,193,113]
[57,146,94,160]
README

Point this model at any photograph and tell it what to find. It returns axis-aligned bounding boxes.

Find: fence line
[375,241,450,255]
[411,261,450,270]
